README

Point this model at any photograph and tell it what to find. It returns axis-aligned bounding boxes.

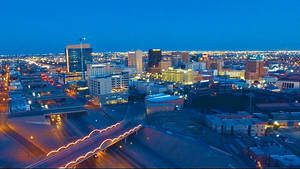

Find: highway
[76,129,178,168]
[0,124,45,157]
[76,141,147,168]
[8,106,88,118]
[76,148,139,168]
[27,123,142,168]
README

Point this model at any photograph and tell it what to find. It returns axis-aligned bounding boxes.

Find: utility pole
[80,37,86,81]
[248,92,254,113]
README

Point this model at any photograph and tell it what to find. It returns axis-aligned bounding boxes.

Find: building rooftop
[89,64,106,68]
[66,44,90,49]
[146,93,181,103]
[278,73,300,82]
[271,155,300,167]
[247,54,264,61]
[147,103,174,107]
[249,147,264,156]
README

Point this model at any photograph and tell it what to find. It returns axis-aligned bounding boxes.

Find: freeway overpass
[26,121,142,168]
[9,105,88,118]
[30,94,69,101]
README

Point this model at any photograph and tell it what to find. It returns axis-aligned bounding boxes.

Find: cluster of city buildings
[1,41,300,168]
[31,42,297,108]
[205,112,266,136]
[145,93,184,114]
[203,109,300,168]
[7,64,30,112]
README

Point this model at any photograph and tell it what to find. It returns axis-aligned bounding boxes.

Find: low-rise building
[9,90,30,112]
[271,155,300,168]
[249,145,295,168]
[145,93,184,114]
[58,72,82,84]
[135,80,169,95]
[276,73,300,90]
[219,68,245,79]
[205,112,267,136]
[263,76,278,84]
[271,112,300,129]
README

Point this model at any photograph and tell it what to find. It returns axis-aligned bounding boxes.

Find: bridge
[44,108,88,123]
[26,121,142,168]
[30,94,69,101]
[9,106,88,118]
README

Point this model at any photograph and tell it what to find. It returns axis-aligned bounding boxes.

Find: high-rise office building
[65,44,92,73]
[88,71,129,105]
[217,59,224,75]
[128,50,143,73]
[87,64,111,78]
[148,49,162,69]
[181,52,190,63]
[135,50,143,73]
[172,52,189,65]
[162,67,198,85]
[171,54,182,67]
[201,53,209,61]
[245,55,266,82]
[128,51,136,68]
[148,59,172,74]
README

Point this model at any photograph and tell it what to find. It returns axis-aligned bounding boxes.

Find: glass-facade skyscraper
[128,50,143,73]
[148,49,162,69]
[65,44,93,73]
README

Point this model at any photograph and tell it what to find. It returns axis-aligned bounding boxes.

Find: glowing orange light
[257,161,262,169]
[47,122,122,156]
[61,124,142,168]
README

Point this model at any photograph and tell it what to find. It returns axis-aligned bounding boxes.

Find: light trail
[61,124,142,168]
[47,122,122,157]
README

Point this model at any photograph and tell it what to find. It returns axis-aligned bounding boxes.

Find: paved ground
[274,129,300,157]
[0,101,135,167]
[0,101,253,168]
[0,125,37,168]
[146,108,252,167]
[77,127,241,168]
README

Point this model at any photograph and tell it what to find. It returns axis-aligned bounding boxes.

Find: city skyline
[1,1,300,168]
[1,0,300,54]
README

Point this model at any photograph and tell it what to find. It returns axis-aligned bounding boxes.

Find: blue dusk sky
[0,0,300,54]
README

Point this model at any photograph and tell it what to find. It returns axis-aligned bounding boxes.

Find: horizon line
[1,49,300,56]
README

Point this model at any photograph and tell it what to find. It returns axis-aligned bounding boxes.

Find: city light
[46,122,122,157]
[61,124,142,168]
[1,1,300,168]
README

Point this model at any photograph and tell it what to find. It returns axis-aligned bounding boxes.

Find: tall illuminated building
[135,50,143,73]
[87,63,111,78]
[217,59,224,75]
[128,50,143,73]
[148,49,162,69]
[128,51,136,68]
[181,52,190,63]
[201,53,209,61]
[245,55,266,82]
[162,67,198,85]
[171,53,182,67]
[65,44,92,74]
[148,59,172,74]
[172,52,189,64]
